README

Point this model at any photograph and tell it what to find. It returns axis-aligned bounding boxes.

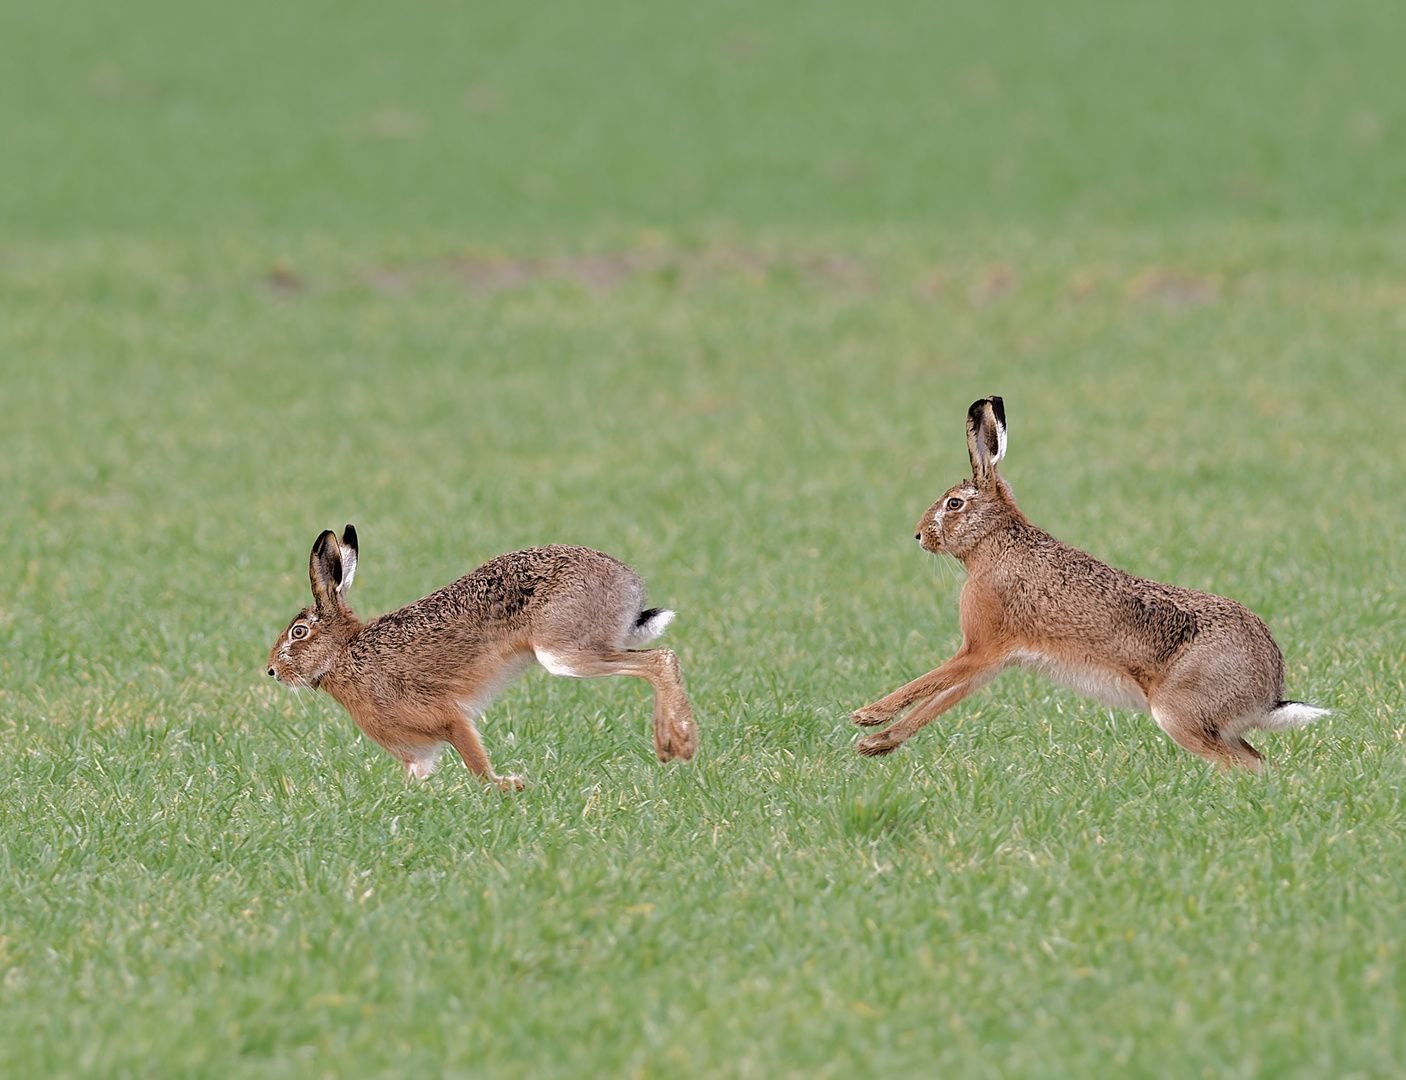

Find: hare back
[338,545,652,688]
[984,529,1282,679]
[372,544,643,634]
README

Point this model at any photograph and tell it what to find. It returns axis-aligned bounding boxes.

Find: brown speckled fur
[268,529,696,790]
[852,397,1325,770]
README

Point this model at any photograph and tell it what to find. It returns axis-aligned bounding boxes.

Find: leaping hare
[852,397,1326,769]
[268,527,697,790]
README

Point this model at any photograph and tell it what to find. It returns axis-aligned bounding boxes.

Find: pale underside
[1007,647,1150,712]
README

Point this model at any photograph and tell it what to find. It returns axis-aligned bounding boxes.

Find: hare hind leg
[1148,700,1263,771]
[536,646,697,762]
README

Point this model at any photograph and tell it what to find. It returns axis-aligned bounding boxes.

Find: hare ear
[309,530,344,611]
[337,524,358,595]
[966,396,1007,481]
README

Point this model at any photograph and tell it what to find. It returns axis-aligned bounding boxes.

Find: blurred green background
[3,0,1403,235]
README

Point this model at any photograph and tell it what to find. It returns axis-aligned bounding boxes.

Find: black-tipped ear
[309,530,344,609]
[338,524,358,595]
[966,395,1008,481]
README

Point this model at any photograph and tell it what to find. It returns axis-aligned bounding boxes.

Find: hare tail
[1260,700,1330,732]
[625,607,676,647]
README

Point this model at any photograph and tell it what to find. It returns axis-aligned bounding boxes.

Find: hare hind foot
[1222,737,1263,771]
[655,694,698,763]
[1151,703,1265,772]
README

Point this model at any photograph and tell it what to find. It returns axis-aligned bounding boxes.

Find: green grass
[3,0,1406,1076]
[3,226,1405,1077]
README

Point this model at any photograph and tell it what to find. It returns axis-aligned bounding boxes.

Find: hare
[267,526,697,790]
[852,397,1326,769]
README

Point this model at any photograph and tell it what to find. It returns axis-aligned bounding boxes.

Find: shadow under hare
[268,527,697,790]
[852,396,1326,769]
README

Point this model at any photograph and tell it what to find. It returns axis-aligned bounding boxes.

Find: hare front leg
[854,650,1001,756]
[446,713,525,792]
[852,665,965,727]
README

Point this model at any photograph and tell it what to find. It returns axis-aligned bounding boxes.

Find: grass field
[4,0,1405,233]
[3,1,1406,1078]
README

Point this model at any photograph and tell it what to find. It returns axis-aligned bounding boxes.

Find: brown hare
[852,396,1326,769]
[268,527,697,790]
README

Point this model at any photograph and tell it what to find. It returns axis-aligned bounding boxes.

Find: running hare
[268,527,697,790]
[852,397,1325,769]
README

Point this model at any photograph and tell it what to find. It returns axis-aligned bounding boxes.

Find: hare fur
[268,527,697,790]
[852,396,1326,769]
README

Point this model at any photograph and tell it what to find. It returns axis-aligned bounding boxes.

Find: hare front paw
[855,730,905,756]
[851,703,896,727]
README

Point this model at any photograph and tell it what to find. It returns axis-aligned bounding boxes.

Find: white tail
[1260,701,1330,732]
[625,607,676,648]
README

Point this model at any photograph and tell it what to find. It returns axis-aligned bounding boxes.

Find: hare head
[267,525,362,688]
[915,396,1025,560]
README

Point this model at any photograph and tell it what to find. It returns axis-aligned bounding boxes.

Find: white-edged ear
[991,397,1007,464]
[966,396,1007,480]
[309,530,344,611]
[337,524,358,595]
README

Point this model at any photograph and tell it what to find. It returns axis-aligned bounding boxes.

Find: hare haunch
[852,397,1326,769]
[268,527,697,790]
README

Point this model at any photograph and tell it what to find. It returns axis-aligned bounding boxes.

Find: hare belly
[1010,648,1149,711]
[455,650,537,718]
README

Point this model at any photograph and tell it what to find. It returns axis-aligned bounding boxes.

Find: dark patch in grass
[1132,270,1219,308]
[362,248,876,297]
[971,265,1016,306]
[264,262,305,298]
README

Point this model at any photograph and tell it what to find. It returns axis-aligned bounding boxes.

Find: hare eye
[291,625,309,640]
[945,497,964,511]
